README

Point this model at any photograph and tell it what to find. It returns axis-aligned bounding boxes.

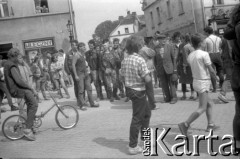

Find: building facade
[0,0,76,63]
[109,11,145,42]
[142,0,238,37]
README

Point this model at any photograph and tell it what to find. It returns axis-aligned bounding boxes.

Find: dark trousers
[126,87,151,148]
[0,81,13,106]
[90,70,103,98]
[231,64,240,141]
[76,73,94,107]
[70,70,78,98]
[145,79,156,109]
[159,70,177,102]
[116,69,124,95]
[182,84,194,92]
[209,53,224,89]
[15,89,38,129]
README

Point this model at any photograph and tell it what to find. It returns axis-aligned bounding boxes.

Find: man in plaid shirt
[120,36,152,155]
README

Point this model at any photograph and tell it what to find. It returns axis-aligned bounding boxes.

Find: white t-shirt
[204,34,222,54]
[187,49,212,80]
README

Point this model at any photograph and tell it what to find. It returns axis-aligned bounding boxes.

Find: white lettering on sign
[24,40,53,49]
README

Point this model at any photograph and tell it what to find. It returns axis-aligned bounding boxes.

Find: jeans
[14,89,38,129]
[0,81,13,106]
[231,64,240,140]
[91,70,102,98]
[209,53,224,89]
[115,69,124,95]
[104,69,118,98]
[76,73,94,107]
[145,79,156,109]
[126,87,151,148]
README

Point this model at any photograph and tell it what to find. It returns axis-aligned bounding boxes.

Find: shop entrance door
[0,43,12,59]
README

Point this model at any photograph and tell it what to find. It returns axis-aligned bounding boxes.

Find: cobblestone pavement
[0,86,238,159]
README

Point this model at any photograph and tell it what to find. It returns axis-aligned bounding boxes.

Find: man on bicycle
[4,48,38,141]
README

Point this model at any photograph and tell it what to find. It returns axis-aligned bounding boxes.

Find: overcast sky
[72,0,143,44]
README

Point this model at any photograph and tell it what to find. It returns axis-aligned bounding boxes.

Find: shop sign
[24,39,53,49]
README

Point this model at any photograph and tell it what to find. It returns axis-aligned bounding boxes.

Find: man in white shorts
[178,33,219,136]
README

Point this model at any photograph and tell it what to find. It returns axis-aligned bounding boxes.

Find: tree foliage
[94,20,119,40]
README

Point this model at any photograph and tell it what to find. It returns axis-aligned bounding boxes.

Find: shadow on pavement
[93,137,129,155]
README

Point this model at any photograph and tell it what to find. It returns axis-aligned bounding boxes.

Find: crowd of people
[0,4,239,156]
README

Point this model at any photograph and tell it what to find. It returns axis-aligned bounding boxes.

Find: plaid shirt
[121,53,149,91]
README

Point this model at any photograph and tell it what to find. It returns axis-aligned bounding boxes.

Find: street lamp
[210,5,217,31]
[211,5,217,20]
[66,20,74,43]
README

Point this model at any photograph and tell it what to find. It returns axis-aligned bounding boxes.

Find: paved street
[0,86,238,159]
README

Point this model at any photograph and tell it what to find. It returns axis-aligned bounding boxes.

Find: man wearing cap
[154,33,178,104]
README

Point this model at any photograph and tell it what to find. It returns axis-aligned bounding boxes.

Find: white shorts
[193,79,211,93]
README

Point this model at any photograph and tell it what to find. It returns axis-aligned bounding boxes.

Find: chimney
[127,10,130,15]
[132,12,136,16]
[118,16,124,22]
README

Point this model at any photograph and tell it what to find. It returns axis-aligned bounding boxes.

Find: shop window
[178,0,184,15]
[167,0,172,19]
[150,11,155,29]
[34,0,49,14]
[156,7,161,24]
[0,0,9,18]
[125,28,129,34]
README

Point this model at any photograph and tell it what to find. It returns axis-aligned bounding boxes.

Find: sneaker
[79,106,87,111]
[11,105,19,111]
[91,103,99,108]
[128,145,143,155]
[23,129,36,141]
[125,97,130,102]
[1,107,7,113]
[114,95,120,100]
[218,94,229,103]
[110,97,114,102]
[178,122,188,136]
[66,95,70,99]
[206,124,220,132]
[170,100,177,104]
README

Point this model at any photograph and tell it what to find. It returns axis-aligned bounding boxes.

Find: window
[216,0,224,4]
[150,11,155,29]
[167,0,172,19]
[125,28,129,34]
[178,0,184,14]
[0,0,9,18]
[156,7,161,24]
[118,31,120,35]
[34,0,49,13]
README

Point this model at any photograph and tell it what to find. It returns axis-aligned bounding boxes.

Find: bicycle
[1,88,79,140]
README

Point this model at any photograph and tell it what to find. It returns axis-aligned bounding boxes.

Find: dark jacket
[162,43,176,74]
[85,50,99,71]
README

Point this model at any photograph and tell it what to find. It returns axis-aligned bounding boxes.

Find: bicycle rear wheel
[2,115,26,140]
[55,105,79,130]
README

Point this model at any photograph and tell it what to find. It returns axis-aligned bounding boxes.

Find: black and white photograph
[0,0,240,158]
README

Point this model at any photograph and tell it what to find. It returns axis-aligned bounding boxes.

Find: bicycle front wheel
[2,115,26,140]
[55,105,79,130]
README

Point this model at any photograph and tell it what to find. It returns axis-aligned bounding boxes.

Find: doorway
[0,43,12,59]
